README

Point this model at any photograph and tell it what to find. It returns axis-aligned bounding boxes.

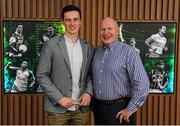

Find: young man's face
[63,11,81,36]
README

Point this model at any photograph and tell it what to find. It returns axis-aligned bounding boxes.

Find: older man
[91,17,149,125]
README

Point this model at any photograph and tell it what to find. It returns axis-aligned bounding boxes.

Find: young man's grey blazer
[36,35,94,113]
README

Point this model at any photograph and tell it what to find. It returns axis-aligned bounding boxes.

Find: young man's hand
[79,93,91,106]
[59,97,74,108]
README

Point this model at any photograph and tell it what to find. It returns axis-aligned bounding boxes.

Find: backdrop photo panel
[3,20,65,93]
[118,22,176,93]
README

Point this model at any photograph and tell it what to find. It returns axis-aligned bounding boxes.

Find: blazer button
[70,76,72,79]
[69,89,72,92]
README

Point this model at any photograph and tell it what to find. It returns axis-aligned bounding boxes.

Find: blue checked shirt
[92,40,150,113]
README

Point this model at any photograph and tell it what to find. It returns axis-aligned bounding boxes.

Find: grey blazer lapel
[80,39,88,80]
[57,36,71,73]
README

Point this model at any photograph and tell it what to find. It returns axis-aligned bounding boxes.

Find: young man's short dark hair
[61,5,81,20]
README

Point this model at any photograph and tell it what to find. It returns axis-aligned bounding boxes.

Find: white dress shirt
[64,35,83,111]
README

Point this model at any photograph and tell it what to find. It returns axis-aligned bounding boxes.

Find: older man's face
[100,18,119,45]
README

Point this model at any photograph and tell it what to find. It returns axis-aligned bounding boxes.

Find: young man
[91,17,149,125]
[36,5,94,125]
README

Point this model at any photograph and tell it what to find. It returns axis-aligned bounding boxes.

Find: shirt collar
[64,35,80,46]
[102,39,119,51]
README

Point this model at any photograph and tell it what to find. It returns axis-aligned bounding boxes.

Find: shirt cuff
[127,101,138,113]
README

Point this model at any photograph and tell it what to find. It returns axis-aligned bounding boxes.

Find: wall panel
[37,0,43,18]
[115,0,121,20]
[32,0,37,18]
[25,0,31,18]
[0,0,180,125]
[127,0,133,20]
[133,0,138,20]
[26,95,31,125]
[150,0,156,20]
[156,0,162,20]
[162,0,168,20]
[145,0,150,20]
[19,0,25,18]
[139,0,145,19]
[2,0,6,18]
[7,0,13,18]
[0,0,2,123]
[121,0,127,19]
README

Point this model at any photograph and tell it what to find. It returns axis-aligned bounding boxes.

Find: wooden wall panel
[104,0,108,17]
[85,0,91,42]
[44,0,49,18]
[32,0,37,18]
[145,0,150,20]
[19,0,25,18]
[19,96,26,124]
[121,0,127,19]
[26,96,31,125]
[176,14,180,124]
[147,96,153,124]
[127,0,133,20]
[133,0,138,20]
[0,0,180,125]
[168,0,173,20]
[115,0,121,20]
[25,0,31,18]
[80,0,85,38]
[2,0,6,18]
[8,96,14,124]
[156,0,162,20]
[109,0,115,18]
[139,0,144,19]
[150,0,156,20]
[13,0,19,18]
[174,0,179,20]
[162,0,168,20]
[56,0,61,19]
[50,0,55,19]
[91,0,97,47]
[0,0,2,123]
[7,0,13,18]
[13,96,19,124]
[159,96,164,124]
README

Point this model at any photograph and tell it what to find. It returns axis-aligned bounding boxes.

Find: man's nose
[70,20,75,25]
[104,29,108,34]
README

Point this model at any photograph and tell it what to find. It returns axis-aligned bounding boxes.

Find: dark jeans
[92,98,135,125]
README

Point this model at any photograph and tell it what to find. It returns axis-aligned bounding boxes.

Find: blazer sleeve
[36,43,64,105]
[84,44,94,96]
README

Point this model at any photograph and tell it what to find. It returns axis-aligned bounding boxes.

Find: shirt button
[102,60,104,63]
[99,81,101,83]
[100,70,102,72]
[99,91,101,94]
